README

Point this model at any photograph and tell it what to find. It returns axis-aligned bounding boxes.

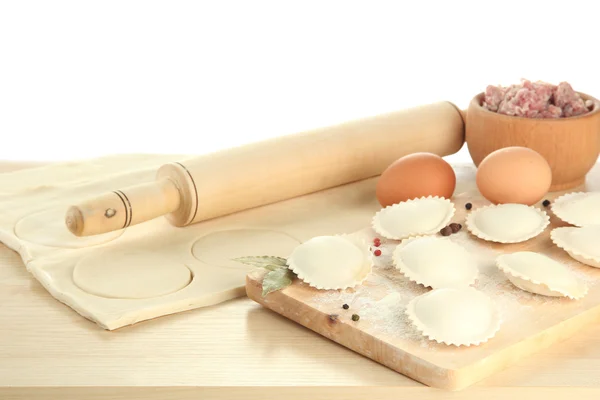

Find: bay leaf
[262,267,295,296]
[232,256,288,270]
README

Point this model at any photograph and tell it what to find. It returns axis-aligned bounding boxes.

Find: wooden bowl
[465,92,600,191]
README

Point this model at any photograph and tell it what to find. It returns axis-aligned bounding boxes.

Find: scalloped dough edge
[371,196,455,241]
[551,192,599,227]
[551,227,600,268]
[405,287,501,347]
[392,236,478,289]
[287,233,373,290]
[465,204,550,244]
[495,252,588,300]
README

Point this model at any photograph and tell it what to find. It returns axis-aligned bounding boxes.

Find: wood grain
[4,161,600,399]
[4,387,600,400]
[466,92,600,191]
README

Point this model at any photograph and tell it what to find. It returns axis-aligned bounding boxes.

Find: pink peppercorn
[374,249,382,257]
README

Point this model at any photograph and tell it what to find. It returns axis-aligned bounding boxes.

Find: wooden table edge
[3,386,600,400]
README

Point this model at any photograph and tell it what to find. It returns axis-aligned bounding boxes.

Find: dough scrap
[392,236,478,289]
[372,196,455,240]
[551,226,600,268]
[552,192,600,227]
[405,287,501,346]
[73,250,192,299]
[287,234,372,290]
[465,204,549,243]
[496,251,588,299]
[15,206,123,248]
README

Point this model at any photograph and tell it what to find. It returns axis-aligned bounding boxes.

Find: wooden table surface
[2,161,600,400]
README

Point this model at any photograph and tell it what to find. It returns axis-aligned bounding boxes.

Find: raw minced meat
[482,79,593,118]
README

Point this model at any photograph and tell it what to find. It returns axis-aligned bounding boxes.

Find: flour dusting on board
[308,227,600,348]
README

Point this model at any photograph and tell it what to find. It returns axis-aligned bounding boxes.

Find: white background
[0,0,598,163]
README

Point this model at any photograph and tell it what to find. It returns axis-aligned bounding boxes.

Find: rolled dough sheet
[0,154,380,330]
[72,250,193,299]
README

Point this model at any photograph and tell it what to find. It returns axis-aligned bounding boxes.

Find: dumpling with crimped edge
[465,203,549,244]
[405,287,501,347]
[496,251,588,300]
[287,234,373,290]
[551,192,600,227]
[371,196,455,240]
[392,236,478,289]
[551,226,600,268]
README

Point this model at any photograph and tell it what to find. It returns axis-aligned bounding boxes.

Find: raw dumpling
[551,226,600,268]
[496,251,587,299]
[552,192,600,227]
[372,196,455,240]
[465,204,549,243]
[405,287,501,346]
[392,236,478,289]
[287,234,372,290]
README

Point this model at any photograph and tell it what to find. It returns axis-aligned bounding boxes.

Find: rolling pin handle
[65,178,182,237]
[65,206,85,236]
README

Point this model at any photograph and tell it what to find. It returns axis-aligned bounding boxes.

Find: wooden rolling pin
[66,102,465,236]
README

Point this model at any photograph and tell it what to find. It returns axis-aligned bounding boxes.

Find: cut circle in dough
[372,196,455,240]
[73,251,192,299]
[496,251,588,299]
[15,206,123,248]
[465,204,549,243]
[406,287,501,346]
[392,236,478,289]
[551,226,600,268]
[192,228,300,270]
[287,235,372,290]
[552,192,600,227]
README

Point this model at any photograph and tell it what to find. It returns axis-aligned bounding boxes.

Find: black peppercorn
[351,314,360,321]
[542,199,551,207]
[440,226,453,236]
[342,304,349,310]
[449,223,462,233]
[465,202,472,210]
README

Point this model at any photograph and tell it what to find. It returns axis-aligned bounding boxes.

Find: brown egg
[476,146,552,205]
[376,152,456,207]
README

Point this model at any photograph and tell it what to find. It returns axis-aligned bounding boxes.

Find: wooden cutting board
[245,165,600,391]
